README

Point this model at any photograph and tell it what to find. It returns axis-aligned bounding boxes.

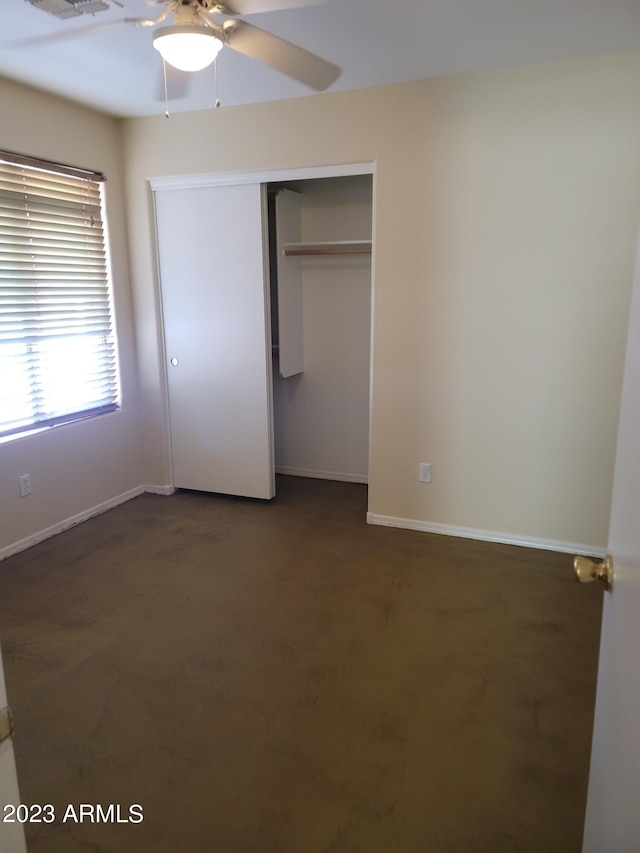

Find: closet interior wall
[270,175,373,484]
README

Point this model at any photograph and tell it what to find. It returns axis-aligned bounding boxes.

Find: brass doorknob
[574,555,613,591]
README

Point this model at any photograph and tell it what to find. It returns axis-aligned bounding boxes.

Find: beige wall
[0,78,143,555]
[123,50,640,551]
[2,49,638,557]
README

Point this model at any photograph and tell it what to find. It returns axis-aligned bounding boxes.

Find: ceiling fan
[13,0,341,94]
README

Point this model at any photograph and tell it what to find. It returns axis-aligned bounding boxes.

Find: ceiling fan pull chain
[214,56,221,108]
[163,58,171,119]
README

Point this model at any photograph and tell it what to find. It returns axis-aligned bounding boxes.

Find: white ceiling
[0,0,639,118]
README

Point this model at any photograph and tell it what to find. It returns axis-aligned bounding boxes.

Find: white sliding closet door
[155,183,275,499]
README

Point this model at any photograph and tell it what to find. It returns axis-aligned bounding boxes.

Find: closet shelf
[284,240,372,257]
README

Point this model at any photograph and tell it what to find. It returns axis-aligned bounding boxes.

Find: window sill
[0,407,121,446]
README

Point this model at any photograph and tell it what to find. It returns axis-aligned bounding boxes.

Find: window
[0,150,119,439]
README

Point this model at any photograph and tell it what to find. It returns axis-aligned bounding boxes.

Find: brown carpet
[0,475,602,852]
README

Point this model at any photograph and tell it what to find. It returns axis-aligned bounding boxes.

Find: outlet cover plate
[419,463,432,483]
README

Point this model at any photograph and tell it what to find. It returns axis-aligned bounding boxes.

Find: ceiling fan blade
[5,17,152,49]
[155,64,192,102]
[222,19,340,91]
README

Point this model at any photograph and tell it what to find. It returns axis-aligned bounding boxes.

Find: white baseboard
[276,466,368,484]
[366,512,606,557]
[0,485,174,563]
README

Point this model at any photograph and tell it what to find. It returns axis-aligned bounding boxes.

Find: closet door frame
[150,161,376,495]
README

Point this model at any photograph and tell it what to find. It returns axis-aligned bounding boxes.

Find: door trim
[150,162,375,192]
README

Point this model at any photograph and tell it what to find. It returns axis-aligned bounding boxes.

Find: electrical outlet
[418,463,432,483]
[18,473,32,497]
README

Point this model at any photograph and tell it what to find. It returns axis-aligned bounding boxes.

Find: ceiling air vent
[26,0,110,19]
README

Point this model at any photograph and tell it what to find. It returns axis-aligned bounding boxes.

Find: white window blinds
[0,151,119,438]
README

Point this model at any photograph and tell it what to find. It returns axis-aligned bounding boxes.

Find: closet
[269,175,372,484]
[153,169,373,499]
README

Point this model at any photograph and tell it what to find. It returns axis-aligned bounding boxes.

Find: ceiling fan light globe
[153,25,223,72]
